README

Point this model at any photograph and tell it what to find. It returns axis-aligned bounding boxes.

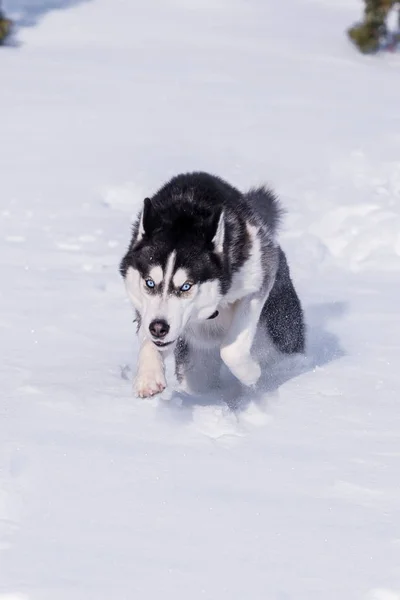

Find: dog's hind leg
[261,247,305,354]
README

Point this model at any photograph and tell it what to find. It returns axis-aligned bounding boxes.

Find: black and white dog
[120,172,305,398]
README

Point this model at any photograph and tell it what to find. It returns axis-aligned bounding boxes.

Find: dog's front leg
[134,338,166,398]
[220,293,267,387]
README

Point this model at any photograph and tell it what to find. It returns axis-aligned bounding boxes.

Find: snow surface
[1,0,400,598]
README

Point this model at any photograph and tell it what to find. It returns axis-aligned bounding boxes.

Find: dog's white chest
[185,304,236,349]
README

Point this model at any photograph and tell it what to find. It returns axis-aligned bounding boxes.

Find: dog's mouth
[153,340,174,348]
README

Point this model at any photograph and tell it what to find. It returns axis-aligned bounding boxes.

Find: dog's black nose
[149,319,170,339]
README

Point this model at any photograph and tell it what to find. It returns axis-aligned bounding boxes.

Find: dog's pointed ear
[211,210,225,253]
[138,197,158,240]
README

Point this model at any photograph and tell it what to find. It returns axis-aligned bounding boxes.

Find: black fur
[120,172,281,293]
[261,248,305,354]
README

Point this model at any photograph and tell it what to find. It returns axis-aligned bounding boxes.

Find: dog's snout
[149,319,170,339]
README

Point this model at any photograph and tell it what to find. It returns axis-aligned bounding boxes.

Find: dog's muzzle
[153,340,174,348]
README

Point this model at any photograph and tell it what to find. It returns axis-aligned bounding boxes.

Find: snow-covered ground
[1,1,400,598]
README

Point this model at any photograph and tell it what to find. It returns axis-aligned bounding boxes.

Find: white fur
[220,294,265,386]
[195,279,222,320]
[134,338,166,397]
[172,268,189,288]
[128,271,222,347]
[223,223,263,304]
[212,212,225,254]
[137,210,145,242]
[149,265,163,285]
[219,228,277,386]
[162,251,176,299]
[186,303,235,350]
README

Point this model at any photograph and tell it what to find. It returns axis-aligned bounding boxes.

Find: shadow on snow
[163,300,347,418]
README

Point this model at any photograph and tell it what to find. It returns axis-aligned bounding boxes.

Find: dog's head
[120,196,225,349]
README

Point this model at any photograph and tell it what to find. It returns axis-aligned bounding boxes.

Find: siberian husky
[120,172,305,397]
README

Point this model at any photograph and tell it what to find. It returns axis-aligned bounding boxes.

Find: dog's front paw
[134,369,166,398]
[220,346,261,387]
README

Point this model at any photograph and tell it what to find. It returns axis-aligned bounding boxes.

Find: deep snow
[1,1,400,599]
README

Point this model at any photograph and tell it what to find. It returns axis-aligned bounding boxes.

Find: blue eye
[145,278,155,289]
[180,282,192,292]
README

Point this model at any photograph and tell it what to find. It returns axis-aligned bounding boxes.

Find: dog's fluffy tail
[245,186,284,237]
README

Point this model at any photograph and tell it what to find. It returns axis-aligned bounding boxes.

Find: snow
[1,0,400,598]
